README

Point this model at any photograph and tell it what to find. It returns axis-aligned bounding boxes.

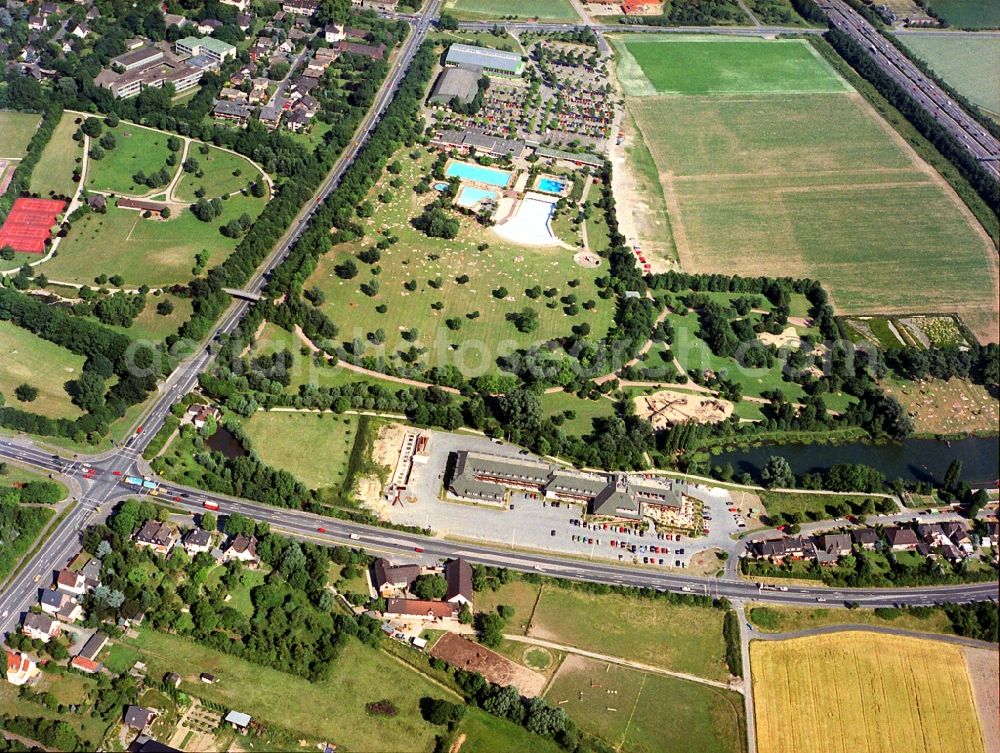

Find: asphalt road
[816,0,1000,180]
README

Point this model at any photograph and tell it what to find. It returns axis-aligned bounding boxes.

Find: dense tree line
[0,103,63,222]
[944,602,998,642]
[887,342,998,387]
[618,0,744,25]
[826,27,998,215]
[0,716,79,751]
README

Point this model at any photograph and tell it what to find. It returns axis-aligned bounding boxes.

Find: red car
[135,426,143,435]
[112,471,122,476]
[728,507,738,512]
[414,547,424,553]
[317,527,326,533]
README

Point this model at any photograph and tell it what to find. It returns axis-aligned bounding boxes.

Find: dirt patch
[757,326,805,349]
[372,422,408,468]
[573,251,601,268]
[964,646,1000,753]
[448,733,467,753]
[686,548,727,576]
[431,633,546,697]
[633,390,733,429]
[885,378,999,435]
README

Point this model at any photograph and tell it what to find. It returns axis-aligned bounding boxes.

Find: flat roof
[446,43,521,73]
[177,36,235,55]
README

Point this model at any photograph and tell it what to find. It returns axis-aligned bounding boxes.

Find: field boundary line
[753,624,999,651]
[616,670,646,752]
[503,634,740,692]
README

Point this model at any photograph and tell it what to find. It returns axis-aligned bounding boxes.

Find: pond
[205,425,248,459]
[714,435,999,486]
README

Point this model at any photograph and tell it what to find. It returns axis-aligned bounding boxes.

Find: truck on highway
[203,501,220,511]
[123,476,159,493]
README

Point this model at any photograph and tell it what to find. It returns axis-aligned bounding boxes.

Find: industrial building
[445,44,523,77]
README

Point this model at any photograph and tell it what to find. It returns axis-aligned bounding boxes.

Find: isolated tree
[156,299,174,315]
[201,511,217,532]
[760,456,794,489]
[14,384,38,402]
[411,574,447,600]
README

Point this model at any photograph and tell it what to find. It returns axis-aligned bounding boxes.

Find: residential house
[336,39,386,61]
[885,527,919,551]
[237,13,253,31]
[223,534,259,566]
[86,6,101,21]
[22,612,60,643]
[135,520,177,555]
[71,23,90,39]
[282,0,319,15]
[323,24,345,43]
[851,528,880,550]
[39,3,58,18]
[55,569,86,597]
[196,19,223,35]
[186,403,220,429]
[258,103,282,129]
[41,589,83,622]
[283,110,310,132]
[165,672,182,688]
[372,558,420,597]
[86,194,107,212]
[211,99,253,122]
[221,0,250,10]
[6,652,40,686]
[124,706,157,732]
[384,599,459,621]
[814,533,852,558]
[941,522,972,547]
[219,87,249,102]
[27,16,46,31]
[917,523,947,546]
[80,557,102,590]
[444,558,473,606]
[183,528,213,555]
[77,632,108,663]
[164,13,191,28]
[132,735,183,753]
[70,656,100,674]
[751,536,815,563]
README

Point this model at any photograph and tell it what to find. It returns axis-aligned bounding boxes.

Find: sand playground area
[634,390,734,429]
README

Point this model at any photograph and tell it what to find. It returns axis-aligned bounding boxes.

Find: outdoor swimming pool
[537,176,568,194]
[433,182,449,191]
[456,185,499,208]
[446,160,513,188]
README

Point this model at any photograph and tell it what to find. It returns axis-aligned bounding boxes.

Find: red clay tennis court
[0,197,66,254]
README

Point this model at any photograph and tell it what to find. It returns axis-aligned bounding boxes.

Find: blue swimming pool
[537,177,567,194]
[456,185,499,208]
[433,182,449,191]
[445,161,512,188]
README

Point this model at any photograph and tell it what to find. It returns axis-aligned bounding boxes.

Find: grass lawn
[474,579,543,634]
[0,111,42,158]
[100,642,141,674]
[926,0,1000,28]
[107,292,194,343]
[122,629,452,753]
[456,707,565,753]
[0,462,67,497]
[546,655,746,753]
[84,122,175,196]
[173,145,266,203]
[29,111,83,199]
[43,193,265,287]
[897,34,1000,119]
[242,411,359,490]
[623,38,998,341]
[755,490,883,522]
[540,390,615,436]
[529,585,729,681]
[751,632,984,753]
[747,603,955,635]
[884,376,999,435]
[37,671,97,707]
[226,566,268,616]
[614,37,846,96]
[306,148,615,377]
[0,678,106,749]
[0,321,86,419]
[444,0,581,20]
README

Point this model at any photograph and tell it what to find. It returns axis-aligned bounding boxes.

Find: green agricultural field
[444,0,581,20]
[173,145,266,202]
[621,38,998,342]
[0,111,41,157]
[29,111,83,199]
[529,585,729,680]
[0,321,85,419]
[242,411,359,490]
[614,37,847,95]
[927,0,1000,28]
[84,122,175,196]
[43,193,265,287]
[898,33,1000,118]
[122,629,452,753]
[307,148,615,376]
[546,656,746,753]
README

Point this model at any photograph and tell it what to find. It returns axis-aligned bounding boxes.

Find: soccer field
[614,37,848,95]
[897,33,1000,119]
[752,632,986,753]
[618,37,998,342]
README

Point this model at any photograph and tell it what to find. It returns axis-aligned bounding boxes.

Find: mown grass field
[456,708,565,753]
[752,632,985,753]
[173,145,266,202]
[0,677,106,749]
[444,0,581,20]
[616,38,846,95]
[0,321,85,419]
[540,390,615,436]
[307,148,615,376]
[747,603,955,635]
[122,629,451,753]
[29,111,83,198]
[242,411,359,490]
[528,585,729,681]
[927,0,1000,28]
[107,291,193,343]
[620,37,997,342]
[897,34,1000,118]
[44,193,265,287]
[546,655,746,753]
[0,111,41,157]
[84,122,174,196]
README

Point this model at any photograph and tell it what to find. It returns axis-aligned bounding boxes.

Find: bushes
[722,610,742,677]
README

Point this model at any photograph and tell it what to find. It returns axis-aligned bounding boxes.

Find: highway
[454,20,822,35]
[816,0,1000,180]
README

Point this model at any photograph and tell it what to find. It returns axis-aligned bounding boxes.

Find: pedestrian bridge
[222,288,262,302]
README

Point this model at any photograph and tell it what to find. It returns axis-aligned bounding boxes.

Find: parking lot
[379,429,744,568]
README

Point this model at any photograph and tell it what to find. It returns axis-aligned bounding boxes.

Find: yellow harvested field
[752,632,986,753]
